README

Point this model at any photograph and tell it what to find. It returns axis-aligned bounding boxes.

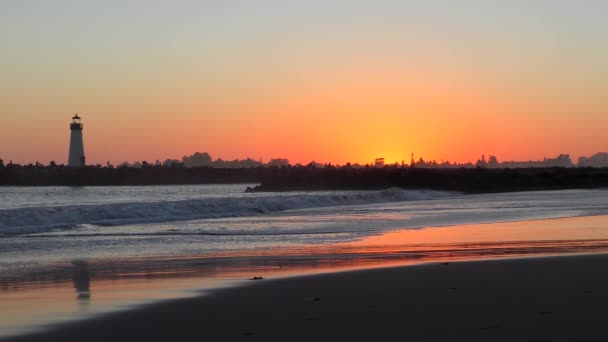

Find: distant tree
[578,156,587,167]
[556,154,573,167]
[0,159,4,168]
[162,159,181,167]
[214,158,226,168]
[476,155,487,167]
[416,157,425,167]
[578,153,608,167]
[543,154,573,167]
[268,158,290,167]
[239,158,263,168]
[306,161,323,168]
[488,155,499,167]
[182,152,213,167]
[49,161,57,167]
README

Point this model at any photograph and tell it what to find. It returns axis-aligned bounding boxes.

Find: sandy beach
[4,211,608,340]
[6,253,608,342]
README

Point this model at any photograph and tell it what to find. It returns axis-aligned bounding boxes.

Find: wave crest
[0,189,453,236]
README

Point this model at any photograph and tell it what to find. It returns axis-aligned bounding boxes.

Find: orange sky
[1,1,606,165]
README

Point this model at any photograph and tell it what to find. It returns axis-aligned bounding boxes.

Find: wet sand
[7,253,608,342]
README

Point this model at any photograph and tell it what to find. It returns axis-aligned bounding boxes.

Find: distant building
[68,114,86,167]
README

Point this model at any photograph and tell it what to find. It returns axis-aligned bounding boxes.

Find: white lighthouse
[68,113,86,167]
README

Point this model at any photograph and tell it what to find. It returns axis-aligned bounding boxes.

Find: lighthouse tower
[68,114,86,167]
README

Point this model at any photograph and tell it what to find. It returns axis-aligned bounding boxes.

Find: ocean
[2,185,608,269]
[2,185,608,337]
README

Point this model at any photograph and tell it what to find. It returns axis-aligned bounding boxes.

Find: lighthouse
[68,114,86,167]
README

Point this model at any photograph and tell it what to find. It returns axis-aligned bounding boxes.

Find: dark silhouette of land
[0,164,263,186]
[249,166,608,193]
[1,163,608,193]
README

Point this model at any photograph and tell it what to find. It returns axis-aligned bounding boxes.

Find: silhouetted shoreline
[0,166,262,186]
[1,165,607,193]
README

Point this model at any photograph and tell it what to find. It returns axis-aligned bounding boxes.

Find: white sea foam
[0,189,454,236]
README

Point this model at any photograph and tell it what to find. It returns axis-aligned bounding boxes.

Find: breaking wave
[0,189,454,237]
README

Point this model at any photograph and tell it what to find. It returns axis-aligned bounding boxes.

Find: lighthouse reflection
[71,260,91,307]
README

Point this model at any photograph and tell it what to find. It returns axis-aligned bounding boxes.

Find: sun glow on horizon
[0,1,606,165]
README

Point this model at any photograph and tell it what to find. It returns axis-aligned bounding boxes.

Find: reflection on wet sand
[1,215,608,338]
[72,261,90,307]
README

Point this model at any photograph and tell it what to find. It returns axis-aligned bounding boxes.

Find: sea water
[1,185,608,270]
[2,186,608,337]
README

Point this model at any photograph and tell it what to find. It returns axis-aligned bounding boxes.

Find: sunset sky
[1,1,606,165]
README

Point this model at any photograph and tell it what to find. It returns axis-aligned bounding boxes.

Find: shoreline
[3,214,608,340]
[5,252,608,341]
[3,166,608,190]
